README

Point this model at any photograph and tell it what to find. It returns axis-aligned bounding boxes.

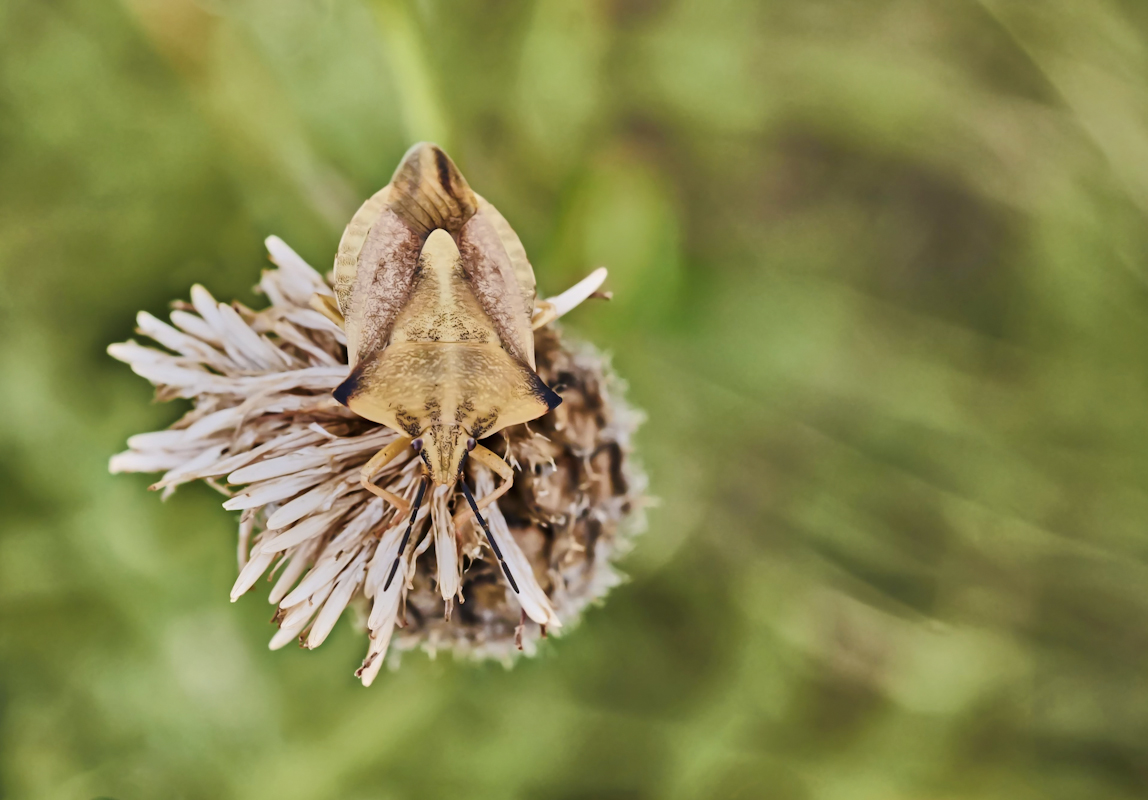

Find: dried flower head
[109,237,645,683]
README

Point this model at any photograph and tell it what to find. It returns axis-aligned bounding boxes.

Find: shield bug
[310,142,603,597]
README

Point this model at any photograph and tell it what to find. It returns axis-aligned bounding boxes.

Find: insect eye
[411,437,424,452]
[466,437,476,451]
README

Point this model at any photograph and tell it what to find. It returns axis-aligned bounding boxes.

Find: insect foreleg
[457,462,520,594]
[382,476,429,591]
[309,293,345,329]
[361,435,414,516]
[469,444,515,507]
[451,443,514,530]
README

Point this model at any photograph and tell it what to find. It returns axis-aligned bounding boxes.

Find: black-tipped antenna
[383,476,429,592]
[458,453,520,594]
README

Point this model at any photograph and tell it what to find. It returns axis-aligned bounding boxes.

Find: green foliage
[4,0,1148,797]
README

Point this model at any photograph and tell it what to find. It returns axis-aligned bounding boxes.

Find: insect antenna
[458,454,520,594]
[383,475,429,592]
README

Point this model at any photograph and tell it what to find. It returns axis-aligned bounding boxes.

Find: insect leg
[382,476,429,591]
[361,435,414,516]
[451,443,514,529]
[468,444,515,509]
[309,293,345,329]
[457,462,520,594]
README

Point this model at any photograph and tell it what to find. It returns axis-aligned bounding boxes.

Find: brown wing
[334,142,536,367]
[391,146,535,364]
[333,185,391,318]
[457,211,536,367]
[333,185,423,365]
[475,194,536,321]
[336,142,477,365]
[342,208,422,365]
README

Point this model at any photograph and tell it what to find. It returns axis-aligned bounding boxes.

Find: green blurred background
[5,1,1148,798]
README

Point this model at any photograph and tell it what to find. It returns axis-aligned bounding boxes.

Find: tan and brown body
[327,142,560,487]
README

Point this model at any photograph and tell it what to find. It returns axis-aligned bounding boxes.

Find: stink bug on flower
[108,141,635,681]
[309,143,608,607]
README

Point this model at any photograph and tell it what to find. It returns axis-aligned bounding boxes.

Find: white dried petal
[208,429,323,479]
[136,311,230,370]
[230,546,276,602]
[283,308,346,341]
[222,469,328,510]
[356,533,410,684]
[126,360,230,395]
[279,580,335,629]
[264,473,351,529]
[107,341,207,377]
[365,505,429,600]
[268,538,320,604]
[270,580,334,650]
[271,320,341,366]
[153,444,227,490]
[306,554,368,648]
[280,545,360,609]
[238,513,255,570]
[357,622,396,687]
[184,406,247,440]
[189,285,227,337]
[245,393,340,416]
[339,497,386,541]
[214,303,295,372]
[267,620,307,651]
[107,340,165,365]
[169,309,223,346]
[258,269,292,309]
[265,236,331,305]
[538,267,608,321]
[228,451,332,484]
[124,429,195,451]
[474,469,562,628]
[230,366,346,393]
[430,485,459,602]
[260,499,355,552]
[366,519,417,625]
[108,450,189,474]
[123,407,242,454]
